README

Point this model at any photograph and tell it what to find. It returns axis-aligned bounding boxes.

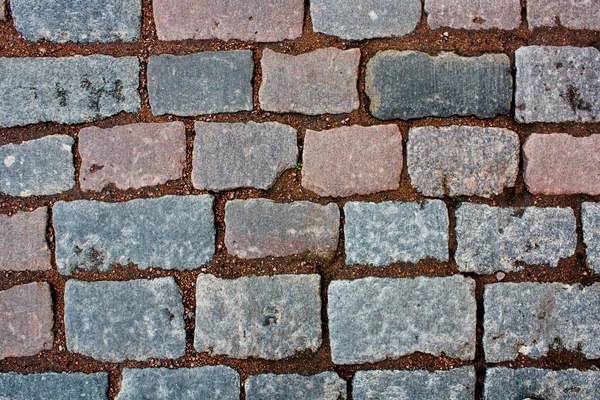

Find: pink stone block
[0,208,51,271]
[425,0,522,30]
[528,0,600,30]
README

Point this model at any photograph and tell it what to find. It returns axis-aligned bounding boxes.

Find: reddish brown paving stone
[527,0,600,30]
[0,207,51,272]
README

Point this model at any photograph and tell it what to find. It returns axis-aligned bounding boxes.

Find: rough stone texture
[484,282,600,362]
[116,366,240,400]
[302,124,403,197]
[0,0,5,21]
[194,274,321,360]
[455,203,577,274]
[225,199,339,259]
[515,46,600,123]
[485,367,600,400]
[366,50,512,120]
[246,372,346,400]
[148,51,253,116]
[259,48,360,115]
[153,0,303,42]
[328,275,476,364]
[0,135,75,197]
[193,121,298,191]
[54,195,215,274]
[0,55,140,127]
[523,133,600,195]
[0,207,51,271]
[582,203,600,273]
[425,0,522,30]
[344,200,448,266]
[0,372,109,399]
[65,277,185,362]
[353,367,476,400]
[11,0,141,43]
[79,122,186,191]
[310,0,421,40]
[0,283,53,360]
[527,0,600,30]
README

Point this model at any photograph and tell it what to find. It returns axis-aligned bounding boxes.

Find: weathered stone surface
[408,126,519,198]
[11,0,141,43]
[148,51,253,116]
[310,0,420,40]
[366,50,512,120]
[0,208,51,271]
[0,372,109,400]
[153,0,303,42]
[583,203,600,273]
[0,0,5,21]
[523,133,600,195]
[353,367,476,400]
[328,275,476,364]
[246,372,346,400]
[79,122,186,191]
[484,282,600,362]
[54,195,215,274]
[515,46,600,123]
[527,0,600,30]
[65,277,185,362]
[0,135,75,196]
[193,121,297,191]
[0,283,53,359]
[302,124,402,197]
[194,274,321,360]
[0,56,140,127]
[116,366,240,400]
[225,199,339,259]
[455,203,577,274]
[344,200,448,266]
[259,48,360,115]
[425,0,521,30]
[485,367,600,400]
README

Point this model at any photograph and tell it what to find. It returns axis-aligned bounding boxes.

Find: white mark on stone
[3,155,15,167]
[369,10,378,20]
[62,144,71,151]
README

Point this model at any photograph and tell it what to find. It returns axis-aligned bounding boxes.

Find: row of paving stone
[0,46,599,127]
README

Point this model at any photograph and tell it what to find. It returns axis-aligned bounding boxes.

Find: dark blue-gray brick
[0,372,109,400]
[246,372,346,400]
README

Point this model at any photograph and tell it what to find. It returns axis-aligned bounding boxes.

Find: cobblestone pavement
[0,0,600,399]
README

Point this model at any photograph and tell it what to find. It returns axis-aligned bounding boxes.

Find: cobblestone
[0,372,109,399]
[425,0,521,30]
[527,0,600,30]
[582,202,600,273]
[246,372,346,400]
[0,207,51,271]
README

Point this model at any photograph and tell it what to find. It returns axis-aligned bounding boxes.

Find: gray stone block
[582,202,600,273]
[53,195,215,274]
[344,200,448,266]
[0,372,109,399]
[527,0,600,30]
[65,277,185,362]
[425,0,521,30]
[148,51,253,116]
[194,274,322,360]
[484,282,600,362]
[246,372,346,400]
[328,275,476,364]
[455,203,577,274]
[0,56,140,127]
[0,0,5,21]
[366,50,512,120]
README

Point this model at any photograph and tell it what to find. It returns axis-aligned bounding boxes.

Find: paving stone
[0,135,75,197]
[153,0,303,42]
[194,274,321,360]
[116,366,240,400]
[259,48,360,115]
[0,208,51,271]
[483,282,600,362]
[54,195,215,274]
[366,50,512,120]
[193,121,297,191]
[79,122,186,192]
[148,51,253,117]
[65,277,185,362]
[225,199,339,259]
[353,367,476,400]
[485,367,600,400]
[582,203,600,273]
[246,372,346,400]
[408,126,519,198]
[302,124,402,197]
[0,372,109,400]
[0,282,53,360]
[455,203,577,274]
[527,0,600,30]
[0,0,5,21]
[425,0,521,30]
[11,0,141,43]
[523,133,600,195]
[328,275,476,364]
[344,200,448,266]
[310,0,421,40]
[515,46,600,123]
[0,55,140,127]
